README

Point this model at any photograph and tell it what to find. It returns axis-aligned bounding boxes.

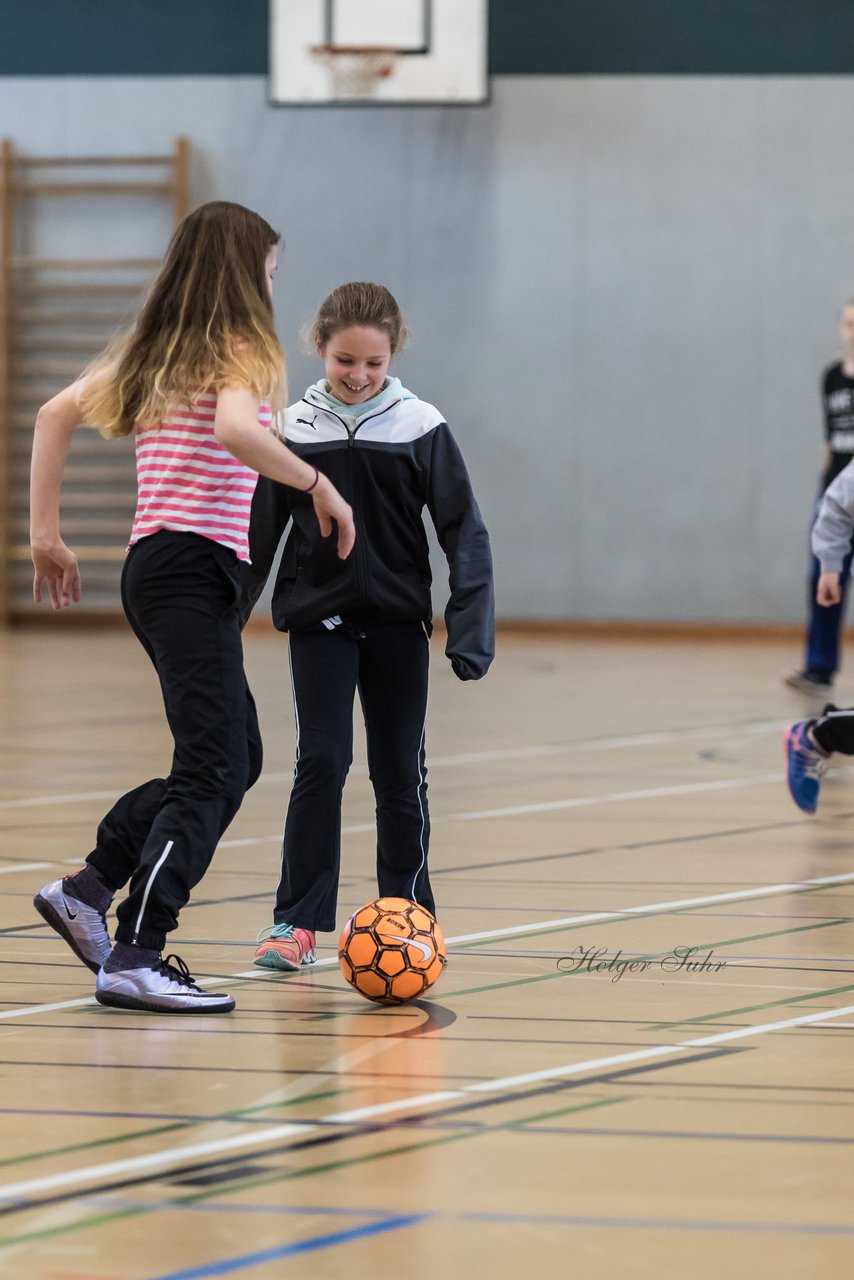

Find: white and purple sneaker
[34,879,112,973]
[96,953,235,1014]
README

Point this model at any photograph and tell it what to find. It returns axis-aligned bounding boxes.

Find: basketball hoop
[310,44,401,100]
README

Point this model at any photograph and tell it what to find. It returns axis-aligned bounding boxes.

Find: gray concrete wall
[3,74,852,622]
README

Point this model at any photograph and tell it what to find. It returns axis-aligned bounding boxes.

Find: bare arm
[30,381,90,609]
[214,386,354,559]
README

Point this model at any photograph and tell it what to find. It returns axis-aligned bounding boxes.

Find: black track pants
[812,706,854,755]
[87,531,262,950]
[273,620,434,932]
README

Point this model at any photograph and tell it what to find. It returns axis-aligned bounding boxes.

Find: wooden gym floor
[1,627,853,1279]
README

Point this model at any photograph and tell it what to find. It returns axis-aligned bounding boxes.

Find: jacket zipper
[302,401,384,608]
[345,421,370,606]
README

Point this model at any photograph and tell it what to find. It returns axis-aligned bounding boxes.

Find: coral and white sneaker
[34,878,112,974]
[96,954,235,1014]
[253,924,316,972]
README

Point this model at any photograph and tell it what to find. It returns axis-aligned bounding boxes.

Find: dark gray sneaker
[34,878,112,974]
[96,954,235,1014]
[784,670,833,693]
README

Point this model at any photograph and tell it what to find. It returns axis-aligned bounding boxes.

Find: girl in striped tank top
[30,201,354,1014]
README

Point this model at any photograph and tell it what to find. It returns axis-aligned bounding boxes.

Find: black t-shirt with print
[822,361,854,489]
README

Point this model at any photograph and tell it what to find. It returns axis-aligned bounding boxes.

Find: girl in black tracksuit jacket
[241,282,494,971]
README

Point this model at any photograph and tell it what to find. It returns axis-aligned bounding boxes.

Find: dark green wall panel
[0,0,853,76]
[489,1,854,74]
[0,0,269,75]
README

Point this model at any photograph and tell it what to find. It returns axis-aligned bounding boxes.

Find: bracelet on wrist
[303,465,320,494]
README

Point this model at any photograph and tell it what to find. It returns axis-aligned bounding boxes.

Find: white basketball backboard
[270,0,489,106]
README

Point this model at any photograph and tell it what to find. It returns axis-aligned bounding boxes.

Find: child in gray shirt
[786,457,854,813]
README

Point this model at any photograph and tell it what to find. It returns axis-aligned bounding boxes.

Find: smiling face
[320,325,392,405]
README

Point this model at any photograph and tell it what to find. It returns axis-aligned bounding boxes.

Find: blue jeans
[805,498,854,679]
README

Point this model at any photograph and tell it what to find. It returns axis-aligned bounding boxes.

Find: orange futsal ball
[338,897,447,1005]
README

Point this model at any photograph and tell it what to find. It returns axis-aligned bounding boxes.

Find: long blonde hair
[83,201,286,437]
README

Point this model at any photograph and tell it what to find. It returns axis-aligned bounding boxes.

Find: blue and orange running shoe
[784,720,829,814]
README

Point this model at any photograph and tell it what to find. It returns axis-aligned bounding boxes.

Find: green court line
[0,1018,840,1255]
[444,916,852,1000]
[690,917,853,949]
[0,1204,147,1252]
[0,1129,478,1251]
[644,920,850,977]
[644,980,854,1033]
[2,1095,635,1253]
[25,885,851,1017]
[634,1092,854,1109]
[0,1121,191,1172]
[3,892,851,1246]
[0,1087,348,1173]
[229,1087,348,1115]
[3,920,846,1185]
[513,1093,635,1126]
[450,881,852,953]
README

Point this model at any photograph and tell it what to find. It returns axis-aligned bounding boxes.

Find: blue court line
[461,1211,854,1236]
[109,1198,854,1237]
[144,1213,428,1279]
[95,1200,854,1243]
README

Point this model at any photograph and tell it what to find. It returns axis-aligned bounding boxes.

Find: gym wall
[3,1,853,623]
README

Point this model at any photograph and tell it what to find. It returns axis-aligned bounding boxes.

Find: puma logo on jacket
[240,386,495,680]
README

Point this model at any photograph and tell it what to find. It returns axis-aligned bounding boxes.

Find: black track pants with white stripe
[812,706,854,755]
[86,531,263,951]
[274,620,434,932]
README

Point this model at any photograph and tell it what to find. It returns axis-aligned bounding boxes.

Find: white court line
[327,1092,464,1124]
[212,765,854,852]
[0,1123,311,1205]
[0,862,52,876]
[464,1003,854,1092]
[0,718,790,813]
[2,765,793,862]
[0,789,124,813]
[456,773,802,821]
[8,871,854,1022]
[224,870,854,972]
[0,997,97,1020]
[3,1001,854,1203]
[18,766,822,859]
[219,823,392,848]
[258,719,790,783]
[440,870,854,952]
[378,870,854,948]
[327,1002,854,1121]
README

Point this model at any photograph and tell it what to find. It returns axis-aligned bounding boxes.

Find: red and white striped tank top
[129,393,272,561]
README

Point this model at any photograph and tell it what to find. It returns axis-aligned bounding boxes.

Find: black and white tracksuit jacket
[241,387,495,680]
